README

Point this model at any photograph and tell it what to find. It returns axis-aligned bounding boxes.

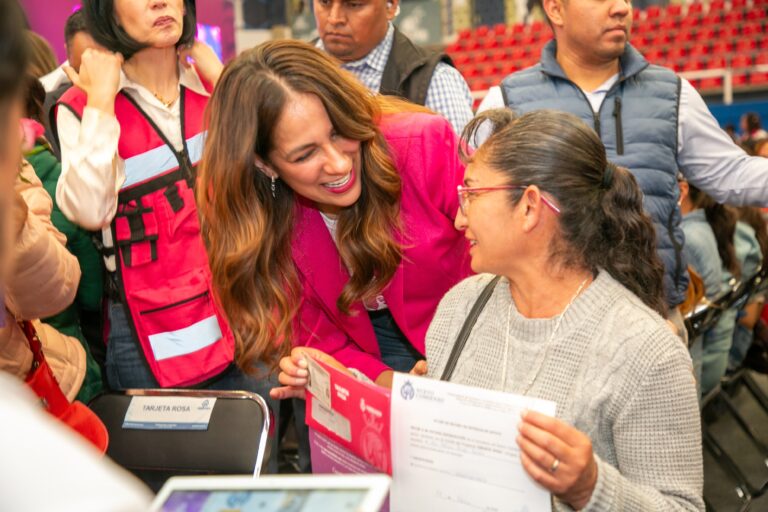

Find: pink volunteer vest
[59,86,235,387]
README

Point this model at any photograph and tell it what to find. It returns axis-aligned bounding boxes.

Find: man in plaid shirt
[314,0,473,135]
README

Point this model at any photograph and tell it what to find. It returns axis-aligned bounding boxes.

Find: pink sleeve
[427,116,466,221]
[295,296,389,382]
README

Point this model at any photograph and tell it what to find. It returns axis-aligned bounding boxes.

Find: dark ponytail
[592,163,667,316]
[464,109,667,316]
[689,185,740,278]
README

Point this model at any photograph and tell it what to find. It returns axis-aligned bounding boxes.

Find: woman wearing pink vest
[198,40,471,390]
[54,1,271,401]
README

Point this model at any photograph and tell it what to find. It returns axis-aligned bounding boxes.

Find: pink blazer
[291,113,471,380]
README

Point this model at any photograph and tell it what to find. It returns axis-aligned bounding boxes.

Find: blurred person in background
[0,1,152,509]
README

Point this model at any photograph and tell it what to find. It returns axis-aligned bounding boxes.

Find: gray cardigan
[426,271,703,511]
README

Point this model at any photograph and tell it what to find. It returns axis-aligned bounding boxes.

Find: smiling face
[266,92,363,216]
[313,0,397,62]
[454,159,522,275]
[546,0,631,64]
[114,0,185,49]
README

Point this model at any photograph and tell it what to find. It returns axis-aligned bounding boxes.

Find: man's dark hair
[64,9,88,48]
[81,0,197,60]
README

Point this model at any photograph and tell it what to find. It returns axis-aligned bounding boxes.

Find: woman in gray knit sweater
[275,109,703,511]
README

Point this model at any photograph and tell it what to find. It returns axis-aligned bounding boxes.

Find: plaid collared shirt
[318,24,473,135]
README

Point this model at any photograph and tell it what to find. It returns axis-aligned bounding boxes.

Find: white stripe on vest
[148,314,222,361]
[122,131,206,189]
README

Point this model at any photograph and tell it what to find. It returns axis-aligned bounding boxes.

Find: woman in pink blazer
[197,40,470,387]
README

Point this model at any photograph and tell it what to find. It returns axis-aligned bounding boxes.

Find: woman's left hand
[517,410,598,510]
[178,40,224,88]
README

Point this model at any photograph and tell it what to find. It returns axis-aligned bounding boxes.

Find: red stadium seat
[631,34,650,48]
[646,6,662,19]
[687,3,704,16]
[470,78,491,91]
[719,25,739,39]
[699,77,723,89]
[708,56,727,69]
[511,23,526,35]
[651,33,671,46]
[731,0,747,8]
[446,41,464,54]
[694,27,717,41]
[666,61,683,72]
[731,54,753,68]
[709,0,726,11]
[688,43,709,59]
[452,53,471,66]
[733,72,749,86]
[493,23,507,36]
[742,22,763,37]
[711,40,733,55]
[746,8,766,21]
[756,53,768,66]
[634,20,656,34]
[521,32,539,45]
[701,13,722,26]
[724,11,744,24]
[465,39,482,51]
[482,37,500,49]
[645,48,665,62]
[683,59,703,72]
[458,28,472,41]
[476,25,490,38]
[500,62,517,76]
[659,18,678,32]
[666,4,682,17]
[680,15,700,31]
[667,45,687,61]
[750,72,768,86]
[463,64,481,78]
[735,38,757,53]
[510,46,528,60]
[481,62,501,77]
[474,51,491,63]
[530,20,546,33]
[674,29,692,43]
[490,48,509,62]
[502,35,519,47]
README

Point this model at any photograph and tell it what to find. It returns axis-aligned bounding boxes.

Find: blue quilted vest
[500,41,687,307]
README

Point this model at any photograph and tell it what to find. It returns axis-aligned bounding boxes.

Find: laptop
[150,474,391,512]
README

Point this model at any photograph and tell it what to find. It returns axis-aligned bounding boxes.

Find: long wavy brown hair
[197,40,406,371]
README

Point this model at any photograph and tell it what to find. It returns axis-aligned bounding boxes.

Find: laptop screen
[159,488,371,512]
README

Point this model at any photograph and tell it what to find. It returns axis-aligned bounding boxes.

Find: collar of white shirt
[119,62,209,108]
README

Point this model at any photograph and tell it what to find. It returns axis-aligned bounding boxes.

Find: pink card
[305,359,392,474]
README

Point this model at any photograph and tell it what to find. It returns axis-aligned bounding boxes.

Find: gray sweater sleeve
[573,334,703,511]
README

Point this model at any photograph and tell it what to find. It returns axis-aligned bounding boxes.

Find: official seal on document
[400,380,415,401]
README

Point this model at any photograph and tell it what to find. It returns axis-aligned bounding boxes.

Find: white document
[390,373,556,512]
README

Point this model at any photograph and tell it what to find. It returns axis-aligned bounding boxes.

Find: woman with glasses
[277,108,703,510]
[197,40,470,389]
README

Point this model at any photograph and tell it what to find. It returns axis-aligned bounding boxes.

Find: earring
[270,175,276,199]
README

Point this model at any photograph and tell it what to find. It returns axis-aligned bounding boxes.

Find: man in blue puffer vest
[478,0,768,342]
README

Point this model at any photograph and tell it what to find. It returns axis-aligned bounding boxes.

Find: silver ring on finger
[549,458,560,473]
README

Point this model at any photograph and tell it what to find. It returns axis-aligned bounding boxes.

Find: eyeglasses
[456,184,561,216]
